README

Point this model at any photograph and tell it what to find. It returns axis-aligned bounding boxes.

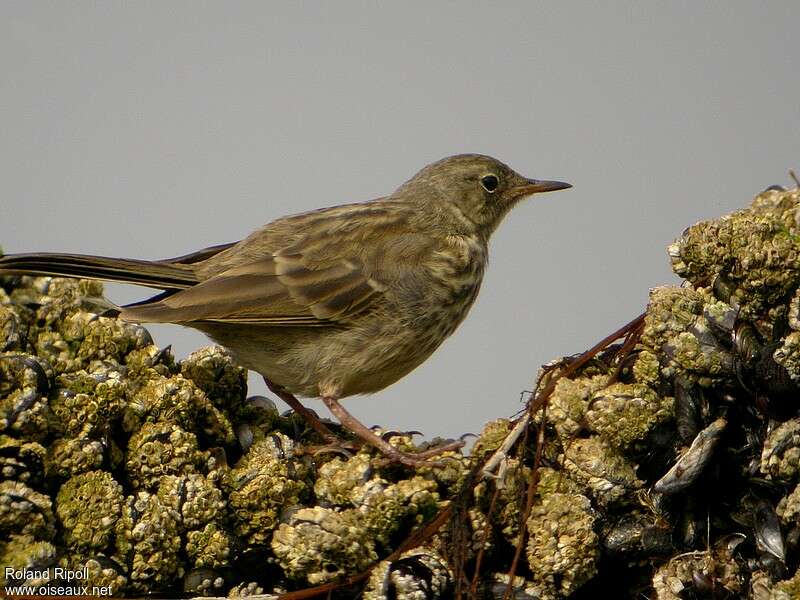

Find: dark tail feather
[0,252,199,290]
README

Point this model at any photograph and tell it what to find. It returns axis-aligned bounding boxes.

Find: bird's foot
[321,395,464,468]
[373,438,465,468]
[263,377,341,445]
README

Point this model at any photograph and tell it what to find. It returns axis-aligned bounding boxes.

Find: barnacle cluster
[3,183,800,598]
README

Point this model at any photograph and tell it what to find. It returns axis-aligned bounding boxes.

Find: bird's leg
[262,377,340,444]
[320,394,464,467]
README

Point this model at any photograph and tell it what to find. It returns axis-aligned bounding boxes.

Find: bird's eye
[480,174,499,193]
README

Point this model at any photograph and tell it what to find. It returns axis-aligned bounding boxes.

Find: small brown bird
[0,154,571,465]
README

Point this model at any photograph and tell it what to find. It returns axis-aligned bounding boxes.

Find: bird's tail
[0,252,199,290]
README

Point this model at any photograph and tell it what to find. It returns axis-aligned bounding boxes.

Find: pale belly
[198,286,480,399]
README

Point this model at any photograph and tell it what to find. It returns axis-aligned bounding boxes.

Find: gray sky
[2,2,798,441]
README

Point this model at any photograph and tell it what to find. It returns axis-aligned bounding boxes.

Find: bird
[0,154,571,465]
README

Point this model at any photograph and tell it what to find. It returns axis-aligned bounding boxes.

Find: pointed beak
[511,178,572,199]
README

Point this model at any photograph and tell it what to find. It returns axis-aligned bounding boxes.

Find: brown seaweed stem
[502,311,646,600]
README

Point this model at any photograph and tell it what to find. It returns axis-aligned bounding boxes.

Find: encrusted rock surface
[3,184,800,598]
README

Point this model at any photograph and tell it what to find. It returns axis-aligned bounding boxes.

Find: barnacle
[271,506,378,585]
[585,382,674,449]
[0,435,45,485]
[362,548,452,600]
[124,343,175,378]
[761,419,800,481]
[0,353,53,441]
[641,287,736,385]
[122,375,234,446]
[65,556,127,593]
[56,470,124,551]
[771,569,800,600]
[115,491,183,592]
[185,522,233,569]
[470,418,514,460]
[125,422,202,490]
[52,365,127,436]
[563,436,642,507]
[651,550,742,599]
[0,480,56,538]
[358,475,439,547]
[0,304,26,351]
[180,345,247,409]
[669,187,800,321]
[157,473,225,529]
[73,314,151,364]
[525,492,599,598]
[547,374,611,439]
[777,482,800,526]
[474,457,531,545]
[46,433,105,478]
[224,433,308,546]
[632,349,661,386]
[314,453,373,506]
[0,534,58,587]
[774,300,800,379]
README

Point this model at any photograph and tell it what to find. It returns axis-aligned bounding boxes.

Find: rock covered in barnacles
[362,548,452,600]
[271,506,378,585]
[641,287,735,386]
[769,569,800,600]
[651,549,743,599]
[0,480,56,538]
[115,490,183,592]
[180,345,247,409]
[669,186,800,322]
[777,481,800,526]
[157,473,225,530]
[0,353,54,441]
[563,436,642,506]
[0,435,45,485]
[64,556,127,594]
[773,290,800,381]
[45,434,106,478]
[761,419,800,481]
[586,382,674,449]
[52,365,127,437]
[470,418,514,460]
[0,534,58,587]
[182,567,227,595]
[314,453,374,506]
[185,522,233,569]
[224,433,308,547]
[547,375,611,439]
[357,475,439,547]
[272,440,441,586]
[122,374,234,446]
[125,421,202,490]
[55,470,124,551]
[227,581,270,597]
[0,304,27,351]
[525,492,599,599]
[69,313,152,364]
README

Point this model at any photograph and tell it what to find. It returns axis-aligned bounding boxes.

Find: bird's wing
[119,244,387,327]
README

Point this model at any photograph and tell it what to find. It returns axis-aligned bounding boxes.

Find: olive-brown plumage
[0,154,571,464]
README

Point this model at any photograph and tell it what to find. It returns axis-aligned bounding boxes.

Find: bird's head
[399,154,571,239]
